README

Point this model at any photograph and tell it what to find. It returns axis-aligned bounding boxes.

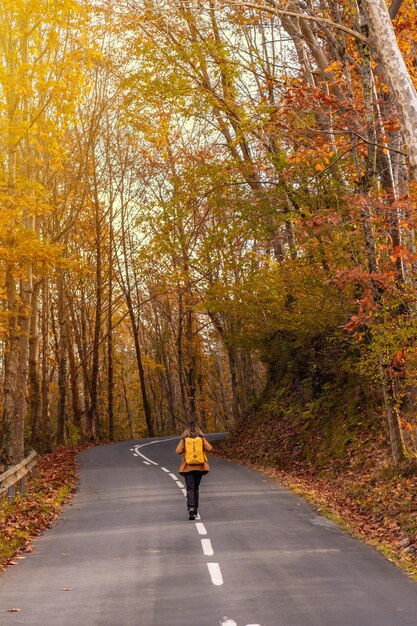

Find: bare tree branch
[389,0,405,19]
[223,1,368,43]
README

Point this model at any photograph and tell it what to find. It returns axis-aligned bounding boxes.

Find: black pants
[184,471,203,510]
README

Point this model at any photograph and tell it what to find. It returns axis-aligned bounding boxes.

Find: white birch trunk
[363,0,417,181]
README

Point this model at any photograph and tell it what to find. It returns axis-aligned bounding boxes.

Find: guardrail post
[6,466,15,502]
[19,475,26,496]
[7,484,15,501]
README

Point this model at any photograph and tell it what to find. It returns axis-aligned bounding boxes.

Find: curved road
[1,436,417,625]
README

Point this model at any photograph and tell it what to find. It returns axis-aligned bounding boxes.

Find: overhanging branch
[224,1,368,43]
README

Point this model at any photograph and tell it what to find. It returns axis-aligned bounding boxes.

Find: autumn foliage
[1,0,417,482]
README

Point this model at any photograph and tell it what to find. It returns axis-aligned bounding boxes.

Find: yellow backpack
[185,436,205,465]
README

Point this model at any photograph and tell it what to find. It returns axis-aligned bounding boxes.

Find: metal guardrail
[0,451,38,502]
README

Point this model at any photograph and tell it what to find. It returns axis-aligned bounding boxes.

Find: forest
[1,0,417,473]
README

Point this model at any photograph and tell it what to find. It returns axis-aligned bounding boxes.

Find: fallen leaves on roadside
[7,608,21,612]
[0,445,91,571]
[216,427,417,576]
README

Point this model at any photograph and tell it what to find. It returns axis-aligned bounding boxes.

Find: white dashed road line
[132,438,178,466]
[135,450,159,465]
[195,522,207,535]
[207,562,223,586]
[201,538,214,556]
[131,438,263,615]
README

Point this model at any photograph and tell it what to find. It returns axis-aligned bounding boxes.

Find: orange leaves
[389,245,417,264]
[336,266,391,291]
[324,60,343,74]
[284,85,338,109]
[344,314,366,333]
[391,348,407,370]
[400,418,414,432]
[288,144,335,174]
[336,269,388,334]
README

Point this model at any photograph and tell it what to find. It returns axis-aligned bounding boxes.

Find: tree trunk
[184,307,198,420]
[128,303,154,438]
[56,272,67,445]
[2,267,19,464]
[121,366,134,439]
[86,180,103,440]
[208,311,241,421]
[214,351,230,423]
[154,307,177,432]
[380,362,406,464]
[362,0,417,182]
[29,282,41,450]
[177,289,189,420]
[108,207,115,441]
[68,295,92,419]
[227,345,241,423]
[67,321,83,432]
[40,277,52,452]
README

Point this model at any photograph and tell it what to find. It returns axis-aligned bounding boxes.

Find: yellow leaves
[141,355,165,372]
[0,220,65,273]
[401,39,413,56]
[61,255,91,278]
[324,60,342,74]
[0,247,13,263]
[0,179,53,223]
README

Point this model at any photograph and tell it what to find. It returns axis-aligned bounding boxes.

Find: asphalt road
[1,436,417,626]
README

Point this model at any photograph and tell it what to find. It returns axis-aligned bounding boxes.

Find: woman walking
[176,421,213,520]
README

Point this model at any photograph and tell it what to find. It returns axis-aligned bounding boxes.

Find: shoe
[188,508,196,520]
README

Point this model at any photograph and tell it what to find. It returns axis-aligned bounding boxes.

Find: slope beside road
[1,436,417,626]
